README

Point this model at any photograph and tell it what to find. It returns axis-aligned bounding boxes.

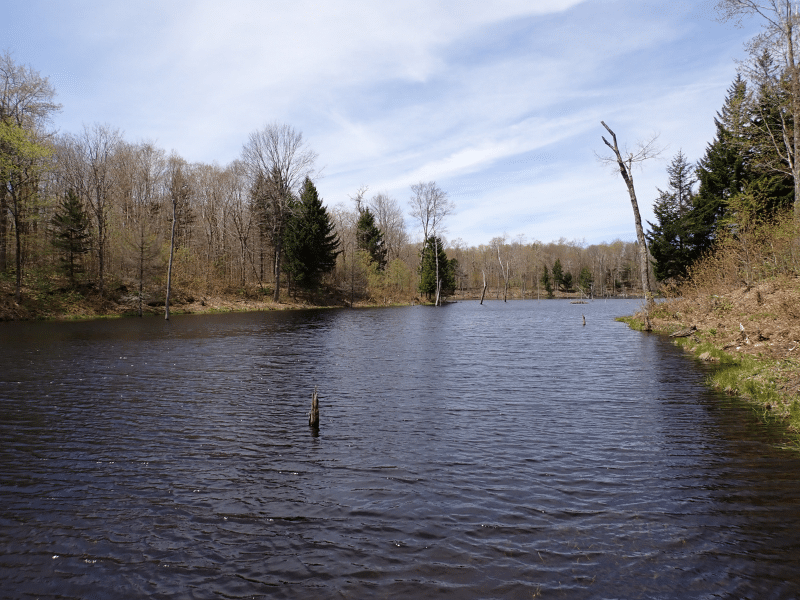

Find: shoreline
[617,276,800,448]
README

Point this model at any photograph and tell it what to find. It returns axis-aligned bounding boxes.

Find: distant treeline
[1,51,644,306]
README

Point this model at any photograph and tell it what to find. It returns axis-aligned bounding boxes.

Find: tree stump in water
[308,386,319,427]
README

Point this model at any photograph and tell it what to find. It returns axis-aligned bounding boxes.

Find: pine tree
[691,75,750,258]
[577,266,593,294]
[647,150,696,281]
[540,264,553,298]
[51,190,91,286]
[551,258,563,292]
[282,177,341,289]
[418,236,454,300]
[356,207,387,270]
[561,271,573,291]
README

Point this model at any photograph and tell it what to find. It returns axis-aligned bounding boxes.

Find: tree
[561,271,573,291]
[409,181,454,254]
[598,122,661,321]
[356,207,387,270]
[551,258,563,291]
[51,189,90,285]
[76,124,121,296]
[118,142,165,317]
[577,266,593,294]
[418,235,454,302]
[369,192,407,261]
[283,177,341,289]
[716,0,800,222]
[646,151,696,281]
[0,52,60,300]
[409,181,453,306]
[691,75,751,256]
[540,264,553,297]
[242,123,317,302]
[165,154,190,320]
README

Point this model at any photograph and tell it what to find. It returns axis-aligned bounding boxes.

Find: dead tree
[308,386,319,427]
[598,121,661,327]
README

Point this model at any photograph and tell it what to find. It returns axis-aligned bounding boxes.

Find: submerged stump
[308,386,319,428]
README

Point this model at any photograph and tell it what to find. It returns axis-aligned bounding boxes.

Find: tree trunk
[601,122,654,322]
[434,238,440,306]
[0,194,7,273]
[13,208,21,303]
[480,270,487,305]
[273,237,282,302]
[165,197,177,320]
[138,222,145,318]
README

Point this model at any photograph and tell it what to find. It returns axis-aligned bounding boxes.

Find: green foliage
[577,266,592,294]
[356,207,387,270]
[551,258,563,291]
[561,270,573,292]
[283,177,341,289]
[418,236,455,299]
[51,190,91,285]
[540,264,553,297]
[646,151,696,281]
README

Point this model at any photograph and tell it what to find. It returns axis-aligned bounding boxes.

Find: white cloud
[1,0,764,246]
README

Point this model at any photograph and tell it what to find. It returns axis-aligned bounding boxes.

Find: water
[1,300,799,599]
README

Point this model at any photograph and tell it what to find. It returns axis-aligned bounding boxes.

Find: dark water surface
[1,300,799,599]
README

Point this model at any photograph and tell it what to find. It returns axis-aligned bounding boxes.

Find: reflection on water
[1,300,800,599]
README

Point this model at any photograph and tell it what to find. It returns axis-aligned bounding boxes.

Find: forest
[0,50,644,316]
[2,1,800,318]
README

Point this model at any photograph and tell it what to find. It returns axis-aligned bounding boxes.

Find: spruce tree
[282,177,341,289]
[577,267,593,294]
[646,151,696,280]
[540,264,553,297]
[691,75,750,257]
[356,207,388,270]
[418,236,454,299]
[551,258,563,291]
[561,271,573,292]
[51,190,91,286]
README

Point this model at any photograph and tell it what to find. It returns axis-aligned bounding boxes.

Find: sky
[2,0,763,247]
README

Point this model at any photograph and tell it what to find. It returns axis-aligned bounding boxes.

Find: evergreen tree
[282,177,341,289]
[691,75,750,258]
[561,271,573,291]
[551,258,563,291]
[418,236,454,299]
[647,150,696,280]
[356,207,387,270]
[51,190,91,286]
[577,266,593,294]
[540,264,553,297]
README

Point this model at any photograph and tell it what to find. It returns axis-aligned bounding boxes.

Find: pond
[1,300,799,599]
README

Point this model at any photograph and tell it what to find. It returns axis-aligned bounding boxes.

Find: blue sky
[3,0,761,246]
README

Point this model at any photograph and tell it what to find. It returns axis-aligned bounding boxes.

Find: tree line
[1,50,644,311]
[646,1,800,286]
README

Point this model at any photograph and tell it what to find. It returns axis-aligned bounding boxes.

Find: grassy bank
[618,277,800,448]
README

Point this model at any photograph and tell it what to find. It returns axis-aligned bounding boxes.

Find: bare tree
[369,192,407,261]
[491,236,511,302]
[716,0,800,221]
[409,181,454,306]
[78,124,121,296]
[409,181,454,247]
[598,121,661,321]
[165,153,190,320]
[241,123,316,302]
